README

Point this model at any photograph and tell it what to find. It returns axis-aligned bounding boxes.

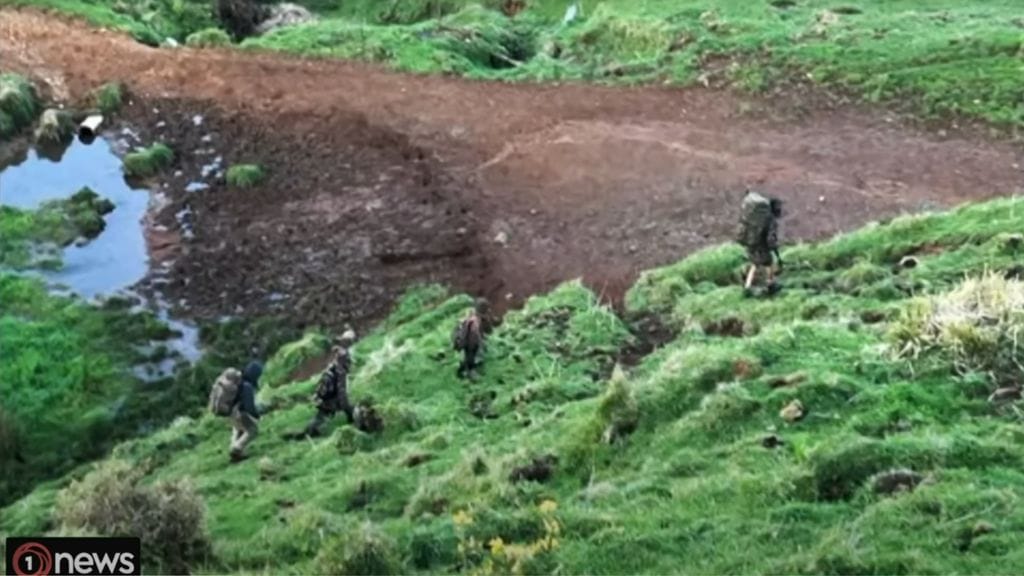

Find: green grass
[122,142,174,178]
[186,27,232,48]
[4,195,1024,572]
[225,163,265,188]
[92,82,124,114]
[242,0,1024,127]
[0,72,39,140]
[8,0,1021,126]
[0,0,214,41]
[0,275,175,505]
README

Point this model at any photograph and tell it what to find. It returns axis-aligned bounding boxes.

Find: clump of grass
[596,365,639,444]
[56,459,211,572]
[315,522,400,575]
[93,82,124,114]
[890,273,1024,383]
[810,433,1018,500]
[0,73,39,139]
[123,143,174,177]
[186,27,232,48]
[226,163,265,188]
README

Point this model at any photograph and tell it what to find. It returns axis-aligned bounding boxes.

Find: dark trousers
[457,345,480,378]
[304,399,354,437]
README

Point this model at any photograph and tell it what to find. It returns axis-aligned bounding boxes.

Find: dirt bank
[3,9,1021,329]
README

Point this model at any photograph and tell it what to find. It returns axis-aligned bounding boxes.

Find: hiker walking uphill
[209,361,263,463]
[302,330,357,438]
[453,299,489,379]
[737,189,784,296]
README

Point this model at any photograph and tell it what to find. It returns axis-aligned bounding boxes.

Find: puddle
[0,135,203,375]
[0,138,149,297]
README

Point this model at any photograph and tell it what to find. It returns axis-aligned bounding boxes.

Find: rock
[1002,233,1023,250]
[768,372,807,389]
[509,454,557,484]
[898,256,919,269]
[402,452,433,468]
[255,3,316,35]
[988,386,1021,403]
[972,521,995,536]
[780,399,805,423]
[860,310,887,324]
[494,231,508,246]
[34,108,74,144]
[871,468,924,495]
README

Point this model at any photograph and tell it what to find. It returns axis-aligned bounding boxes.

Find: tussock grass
[186,27,232,48]
[225,163,265,187]
[93,82,124,114]
[0,73,39,140]
[123,142,174,177]
[891,273,1024,383]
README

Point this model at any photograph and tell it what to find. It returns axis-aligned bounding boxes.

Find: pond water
[0,137,149,297]
[0,134,202,373]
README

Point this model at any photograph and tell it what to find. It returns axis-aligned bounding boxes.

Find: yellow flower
[539,499,558,514]
[489,537,505,556]
[453,510,474,526]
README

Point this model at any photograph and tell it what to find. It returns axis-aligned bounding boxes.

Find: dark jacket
[315,352,349,410]
[238,361,263,419]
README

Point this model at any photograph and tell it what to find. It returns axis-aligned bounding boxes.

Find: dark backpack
[737,192,774,249]
[315,366,340,402]
[452,315,481,351]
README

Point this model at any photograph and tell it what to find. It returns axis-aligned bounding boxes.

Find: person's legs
[304,408,330,437]
[744,264,758,290]
[466,345,479,374]
[231,413,258,459]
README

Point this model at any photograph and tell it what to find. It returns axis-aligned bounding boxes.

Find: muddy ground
[3,9,1022,330]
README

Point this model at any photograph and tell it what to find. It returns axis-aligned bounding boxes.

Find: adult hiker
[208,361,263,462]
[453,298,488,379]
[737,189,784,296]
[302,329,357,438]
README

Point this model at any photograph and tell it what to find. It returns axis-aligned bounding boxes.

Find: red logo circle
[12,542,52,576]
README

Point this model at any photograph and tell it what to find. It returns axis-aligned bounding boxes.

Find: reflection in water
[0,137,149,298]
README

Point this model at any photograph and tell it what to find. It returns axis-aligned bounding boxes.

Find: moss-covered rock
[123,143,174,177]
[0,73,39,139]
[33,108,74,145]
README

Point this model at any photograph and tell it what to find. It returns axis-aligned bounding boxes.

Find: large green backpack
[737,191,773,249]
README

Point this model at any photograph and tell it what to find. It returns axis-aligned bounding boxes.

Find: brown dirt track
[2,9,1022,329]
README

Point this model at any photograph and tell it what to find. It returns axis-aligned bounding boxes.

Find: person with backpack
[209,361,263,462]
[737,189,784,296]
[302,330,357,438]
[453,299,488,379]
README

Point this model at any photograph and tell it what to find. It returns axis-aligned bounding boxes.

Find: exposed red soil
[2,9,1021,330]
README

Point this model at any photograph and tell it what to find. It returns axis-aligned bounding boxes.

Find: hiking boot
[229,451,249,464]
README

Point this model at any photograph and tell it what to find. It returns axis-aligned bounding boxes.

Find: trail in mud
[3,9,1021,329]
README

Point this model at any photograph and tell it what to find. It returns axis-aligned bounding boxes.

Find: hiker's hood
[243,361,264,386]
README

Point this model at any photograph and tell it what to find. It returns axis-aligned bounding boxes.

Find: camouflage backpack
[737,191,774,249]
[209,368,242,417]
[452,315,481,351]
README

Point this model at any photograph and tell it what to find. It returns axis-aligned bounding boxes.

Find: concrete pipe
[79,115,104,142]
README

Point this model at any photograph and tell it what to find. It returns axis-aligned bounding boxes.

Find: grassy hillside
[4,0,1022,127]
[4,196,1023,573]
